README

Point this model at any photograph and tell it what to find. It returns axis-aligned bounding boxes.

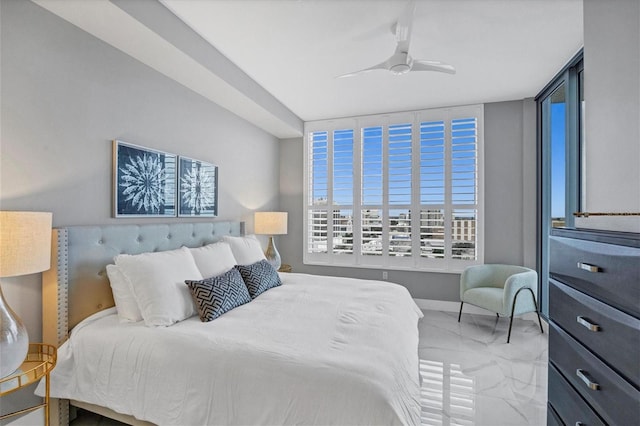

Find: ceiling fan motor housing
[389,52,412,75]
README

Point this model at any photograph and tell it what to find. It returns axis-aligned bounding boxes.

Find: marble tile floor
[71,308,549,426]
[418,309,548,426]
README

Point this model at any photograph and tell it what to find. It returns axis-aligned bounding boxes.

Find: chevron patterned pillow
[185,268,251,322]
[235,259,282,299]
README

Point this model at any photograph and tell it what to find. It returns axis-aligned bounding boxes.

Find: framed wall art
[113,140,176,217]
[178,156,218,217]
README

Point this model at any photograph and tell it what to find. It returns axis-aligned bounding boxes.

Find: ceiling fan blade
[395,0,416,43]
[336,61,389,78]
[394,0,416,52]
[411,60,456,74]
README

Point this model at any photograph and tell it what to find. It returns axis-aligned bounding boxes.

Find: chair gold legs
[507,287,544,343]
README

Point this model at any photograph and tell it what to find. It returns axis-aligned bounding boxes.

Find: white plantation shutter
[308,131,328,254]
[450,117,478,261]
[420,121,445,205]
[304,105,483,272]
[333,130,354,206]
[388,123,412,206]
[419,120,446,259]
[308,210,327,254]
[332,130,354,255]
[388,122,412,257]
[361,126,383,256]
[451,118,477,205]
[310,131,328,203]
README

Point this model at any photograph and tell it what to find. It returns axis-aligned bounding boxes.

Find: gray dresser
[547,227,640,425]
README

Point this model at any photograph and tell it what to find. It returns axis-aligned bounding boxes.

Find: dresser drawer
[550,278,640,386]
[549,323,640,426]
[549,235,640,318]
[548,364,605,426]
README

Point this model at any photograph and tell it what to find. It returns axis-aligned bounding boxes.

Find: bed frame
[42,221,244,426]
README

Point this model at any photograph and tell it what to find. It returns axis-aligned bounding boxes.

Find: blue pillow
[185,268,251,322]
[235,259,282,299]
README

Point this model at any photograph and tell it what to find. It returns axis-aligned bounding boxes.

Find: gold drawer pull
[576,369,600,390]
[577,316,601,332]
[577,262,600,272]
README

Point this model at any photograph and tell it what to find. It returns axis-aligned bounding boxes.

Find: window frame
[303,105,484,273]
[536,49,584,318]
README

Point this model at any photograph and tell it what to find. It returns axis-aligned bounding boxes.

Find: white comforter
[40,273,423,425]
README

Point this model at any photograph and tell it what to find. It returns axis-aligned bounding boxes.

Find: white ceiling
[162,0,583,122]
[34,0,583,137]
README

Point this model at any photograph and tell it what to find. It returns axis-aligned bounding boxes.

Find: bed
[39,222,423,426]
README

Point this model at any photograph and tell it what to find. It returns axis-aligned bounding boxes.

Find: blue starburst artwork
[114,140,176,217]
[178,156,218,217]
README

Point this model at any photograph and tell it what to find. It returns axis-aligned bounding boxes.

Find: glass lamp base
[0,285,29,378]
[265,236,282,271]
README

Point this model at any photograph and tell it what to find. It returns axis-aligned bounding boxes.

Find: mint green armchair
[458,264,543,343]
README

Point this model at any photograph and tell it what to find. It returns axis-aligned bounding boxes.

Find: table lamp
[254,212,288,271]
[0,211,52,378]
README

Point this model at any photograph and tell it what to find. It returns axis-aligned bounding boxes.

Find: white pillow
[114,247,203,326]
[190,241,237,278]
[221,234,266,265]
[106,264,142,323]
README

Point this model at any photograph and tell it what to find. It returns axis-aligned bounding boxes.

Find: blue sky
[551,103,566,219]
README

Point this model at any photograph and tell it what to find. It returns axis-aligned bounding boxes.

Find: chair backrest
[463,264,534,290]
[490,264,534,288]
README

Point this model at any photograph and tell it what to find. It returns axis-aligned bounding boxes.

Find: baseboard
[413,298,549,326]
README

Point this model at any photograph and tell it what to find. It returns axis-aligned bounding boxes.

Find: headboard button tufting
[46,221,243,348]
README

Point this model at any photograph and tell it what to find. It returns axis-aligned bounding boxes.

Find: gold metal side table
[0,343,57,425]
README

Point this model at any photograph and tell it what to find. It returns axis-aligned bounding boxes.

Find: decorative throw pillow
[189,241,237,278]
[106,264,143,323]
[220,235,266,265]
[235,259,282,299]
[185,268,251,322]
[114,246,203,326]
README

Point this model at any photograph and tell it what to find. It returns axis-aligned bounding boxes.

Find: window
[304,105,484,272]
[537,50,583,317]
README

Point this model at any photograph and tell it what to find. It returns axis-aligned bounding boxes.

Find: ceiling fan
[337,0,456,78]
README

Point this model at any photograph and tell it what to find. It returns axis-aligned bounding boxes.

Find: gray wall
[0,0,281,343]
[279,100,537,301]
[577,0,640,232]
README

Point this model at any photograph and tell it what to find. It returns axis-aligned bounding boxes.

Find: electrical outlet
[382,271,388,280]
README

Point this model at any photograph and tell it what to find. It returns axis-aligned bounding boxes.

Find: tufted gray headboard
[42,221,244,347]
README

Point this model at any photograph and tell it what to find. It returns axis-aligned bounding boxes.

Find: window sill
[302,259,480,274]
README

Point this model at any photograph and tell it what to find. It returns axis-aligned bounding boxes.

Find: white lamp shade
[254,212,288,235]
[0,211,53,277]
